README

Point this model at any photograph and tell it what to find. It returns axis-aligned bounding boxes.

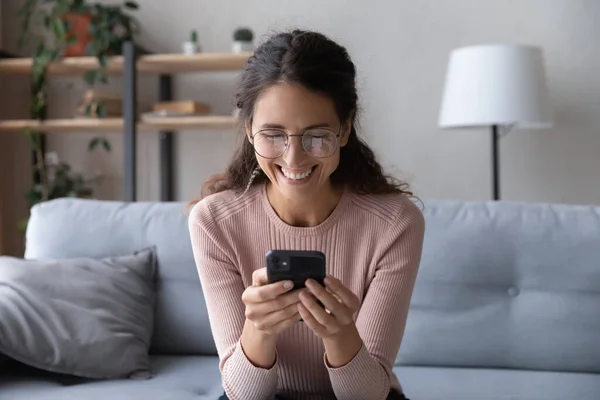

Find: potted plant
[182,29,201,55]
[63,10,92,57]
[15,0,137,229]
[18,0,140,119]
[232,27,254,53]
[18,142,111,236]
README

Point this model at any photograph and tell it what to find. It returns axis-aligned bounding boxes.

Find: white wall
[3,0,600,206]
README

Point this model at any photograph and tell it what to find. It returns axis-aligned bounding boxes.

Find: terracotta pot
[64,13,92,57]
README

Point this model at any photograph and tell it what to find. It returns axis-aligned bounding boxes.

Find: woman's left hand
[298,275,361,339]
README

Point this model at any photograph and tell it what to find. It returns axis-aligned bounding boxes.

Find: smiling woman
[188,30,424,400]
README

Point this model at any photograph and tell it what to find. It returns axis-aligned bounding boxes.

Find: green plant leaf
[52,19,67,41]
[17,217,29,237]
[102,139,111,152]
[124,1,139,10]
[25,130,43,150]
[85,41,98,56]
[84,70,97,85]
[89,137,100,151]
[98,53,108,68]
[85,104,92,116]
[89,137,111,152]
[96,103,106,118]
[55,3,70,15]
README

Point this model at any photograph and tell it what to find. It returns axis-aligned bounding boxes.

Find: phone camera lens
[272,257,279,263]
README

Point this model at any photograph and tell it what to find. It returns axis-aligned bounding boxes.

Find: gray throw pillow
[0,247,157,379]
[0,353,9,368]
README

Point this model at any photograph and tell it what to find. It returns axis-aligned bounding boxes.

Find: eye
[305,129,336,141]
[260,130,286,139]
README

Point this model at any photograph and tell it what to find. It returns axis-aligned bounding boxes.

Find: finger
[325,286,344,303]
[269,310,302,334]
[298,303,327,336]
[242,280,294,303]
[252,268,269,286]
[300,291,336,327]
[305,279,347,317]
[324,276,360,310]
[253,302,299,331]
[247,289,303,317]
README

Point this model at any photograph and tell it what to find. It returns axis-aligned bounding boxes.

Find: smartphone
[266,250,326,290]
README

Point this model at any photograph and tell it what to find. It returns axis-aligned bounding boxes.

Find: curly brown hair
[196,30,413,201]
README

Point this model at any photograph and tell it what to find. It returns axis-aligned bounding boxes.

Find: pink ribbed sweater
[188,183,425,400]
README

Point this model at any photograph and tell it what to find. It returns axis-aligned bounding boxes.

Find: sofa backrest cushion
[25,198,216,355]
[26,197,600,372]
[396,199,600,373]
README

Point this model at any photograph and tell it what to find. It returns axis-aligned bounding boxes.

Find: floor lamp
[438,44,553,200]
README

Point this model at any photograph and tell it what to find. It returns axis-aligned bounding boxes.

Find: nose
[282,136,307,166]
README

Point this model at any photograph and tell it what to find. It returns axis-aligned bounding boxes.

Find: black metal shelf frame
[123,41,175,202]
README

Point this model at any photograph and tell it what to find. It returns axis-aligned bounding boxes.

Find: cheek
[257,157,277,177]
[318,154,341,177]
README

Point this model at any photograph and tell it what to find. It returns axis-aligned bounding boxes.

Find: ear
[339,118,352,147]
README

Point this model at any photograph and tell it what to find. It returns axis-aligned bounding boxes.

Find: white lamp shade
[438,44,552,129]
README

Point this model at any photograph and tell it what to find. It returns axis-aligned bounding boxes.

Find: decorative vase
[64,13,92,57]
[182,41,201,55]
[232,41,253,54]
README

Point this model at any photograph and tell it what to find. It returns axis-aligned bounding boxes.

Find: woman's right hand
[242,267,303,336]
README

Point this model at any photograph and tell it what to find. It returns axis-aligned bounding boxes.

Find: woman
[188,29,425,400]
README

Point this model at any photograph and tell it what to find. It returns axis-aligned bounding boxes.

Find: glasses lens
[302,129,338,157]
[253,131,287,158]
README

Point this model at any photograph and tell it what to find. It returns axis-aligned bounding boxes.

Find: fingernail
[324,277,332,285]
[283,281,293,289]
[306,279,315,288]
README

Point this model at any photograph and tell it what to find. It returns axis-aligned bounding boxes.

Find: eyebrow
[259,122,332,130]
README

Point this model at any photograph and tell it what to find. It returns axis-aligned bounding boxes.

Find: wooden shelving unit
[0,43,250,202]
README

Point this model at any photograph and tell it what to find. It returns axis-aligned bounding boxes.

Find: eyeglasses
[251,128,341,159]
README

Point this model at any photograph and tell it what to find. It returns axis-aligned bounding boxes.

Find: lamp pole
[491,124,500,201]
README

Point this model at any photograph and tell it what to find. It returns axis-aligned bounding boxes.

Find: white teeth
[281,167,313,180]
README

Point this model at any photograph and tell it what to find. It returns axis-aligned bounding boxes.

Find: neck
[266,182,344,227]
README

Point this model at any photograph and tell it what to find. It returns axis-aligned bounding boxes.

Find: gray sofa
[1,197,599,400]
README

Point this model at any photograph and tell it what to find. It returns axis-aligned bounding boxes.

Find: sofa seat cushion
[2,357,600,400]
[0,356,222,400]
[395,365,600,400]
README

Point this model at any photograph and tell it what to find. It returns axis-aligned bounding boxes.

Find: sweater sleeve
[188,200,278,400]
[326,200,425,400]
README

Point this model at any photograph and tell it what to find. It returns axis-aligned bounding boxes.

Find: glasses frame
[250,126,342,159]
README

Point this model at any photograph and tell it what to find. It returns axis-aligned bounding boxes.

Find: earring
[242,166,261,195]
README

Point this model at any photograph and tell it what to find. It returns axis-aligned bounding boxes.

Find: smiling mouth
[279,166,315,181]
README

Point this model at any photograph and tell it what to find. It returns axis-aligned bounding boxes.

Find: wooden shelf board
[0,52,251,76]
[0,118,124,133]
[139,115,239,130]
[0,116,238,133]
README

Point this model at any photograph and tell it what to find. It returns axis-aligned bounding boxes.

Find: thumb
[252,267,269,286]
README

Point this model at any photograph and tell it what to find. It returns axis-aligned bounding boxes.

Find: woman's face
[247,83,349,202]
